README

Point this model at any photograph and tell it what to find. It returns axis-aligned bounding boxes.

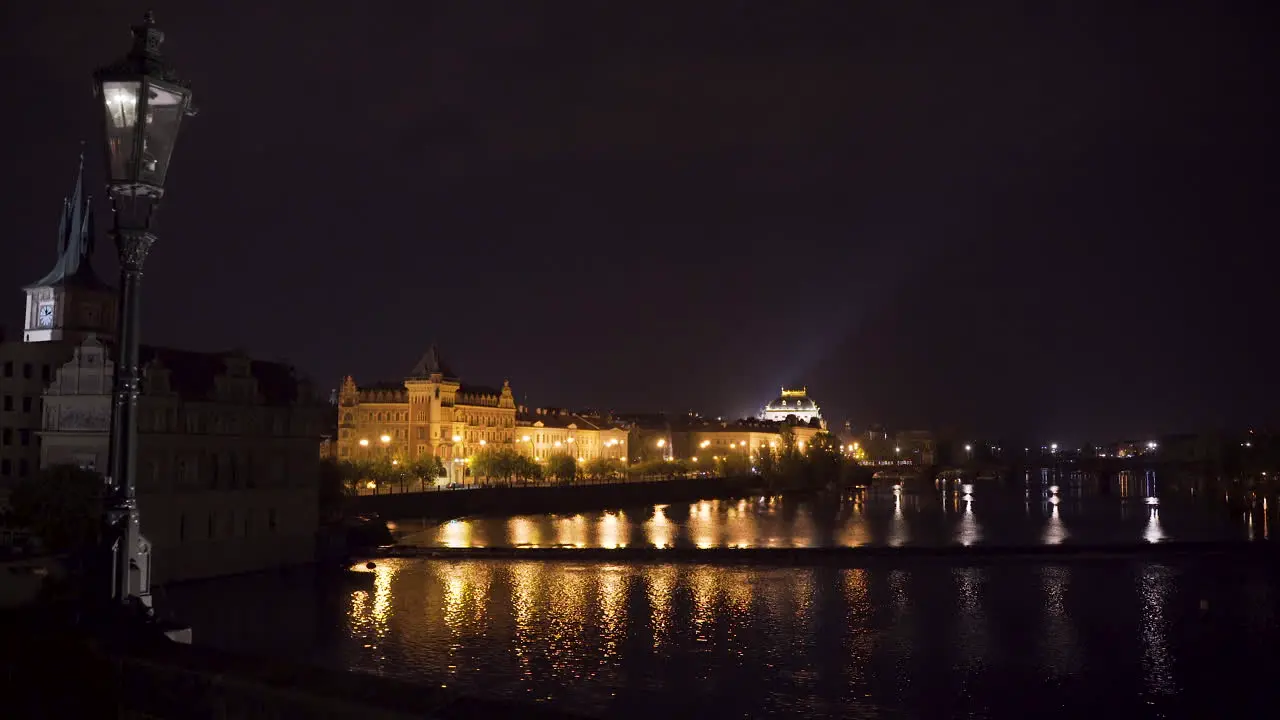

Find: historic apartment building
[336,347,519,474]
[39,337,330,583]
[515,409,630,463]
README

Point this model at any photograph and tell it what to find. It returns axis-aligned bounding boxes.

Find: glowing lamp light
[452,435,462,443]
[379,434,391,444]
[479,439,487,446]
[358,438,369,447]
[656,439,666,448]
[94,13,196,190]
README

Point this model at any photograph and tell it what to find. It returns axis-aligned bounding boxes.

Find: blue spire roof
[25,149,111,291]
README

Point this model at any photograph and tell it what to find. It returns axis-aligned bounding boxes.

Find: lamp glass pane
[102,80,141,181]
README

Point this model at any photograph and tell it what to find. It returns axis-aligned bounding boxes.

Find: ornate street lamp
[93,11,195,608]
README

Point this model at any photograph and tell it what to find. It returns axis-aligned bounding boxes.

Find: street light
[94,11,195,608]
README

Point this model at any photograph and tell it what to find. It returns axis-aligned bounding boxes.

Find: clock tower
[22,151,117,343]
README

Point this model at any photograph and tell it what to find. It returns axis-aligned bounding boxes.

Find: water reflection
[598,567,627,662]
[599,511,624,549]
[1038,566,1080,678]
[645,565,676,648]
[347,559,399,669]
[647,505,671,549]
[164,555,1280,718]
[888,489,909,547]
[952,567,988,674]
[1144,508,1167,543]
[1139,565,1176,697]
[957,493,982,546]
[413,480,1263,550]
[1043,498,1068,545]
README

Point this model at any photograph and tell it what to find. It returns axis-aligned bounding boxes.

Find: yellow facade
[515,411,629,463]
[687,429,780,461]
[336,348,517,469]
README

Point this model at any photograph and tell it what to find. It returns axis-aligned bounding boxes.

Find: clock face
[37,303,54,328]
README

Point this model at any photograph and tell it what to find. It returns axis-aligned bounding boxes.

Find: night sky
[3,1,1277,442]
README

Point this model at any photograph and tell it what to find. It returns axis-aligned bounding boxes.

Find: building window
[2,396,11,411]
[21,396,32,413]
[41,365,51,383]
[208,512,215,539]
[267,508,277,533]
[179,514,186,542]
[18,459,28,477]
[18,430,29,447]
[21,363,32,379]
[1,361,11,377]
[0,459,9,476]
[1,428,9,445]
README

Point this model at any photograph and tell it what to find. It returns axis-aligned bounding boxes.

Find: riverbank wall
[350,474,769,520]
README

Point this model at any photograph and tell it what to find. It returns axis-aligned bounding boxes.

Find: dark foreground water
[164,481,1279,717]
[167,554,1279,718]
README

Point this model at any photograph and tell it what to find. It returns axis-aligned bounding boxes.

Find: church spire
[25,147,109,291]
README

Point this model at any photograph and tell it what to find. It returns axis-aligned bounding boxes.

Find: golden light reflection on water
[598,511,625,549]
[690,501,720,549]
[346,560,402,668]
[598,567,627,662]
[509,562,539,681]
[441,519,472,548]
[438,561,493,641]
[690,566,717,644]
[646,505,671,549]
[842,569,873,688]
[837,502,871,547]
[644,565,676,649]
[510,517,540,547]
[554,514,588,548]
[544,566,589,681]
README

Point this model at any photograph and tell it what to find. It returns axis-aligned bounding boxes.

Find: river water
[164,477,1278,718]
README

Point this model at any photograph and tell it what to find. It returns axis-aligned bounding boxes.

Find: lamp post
[94,11,195,608]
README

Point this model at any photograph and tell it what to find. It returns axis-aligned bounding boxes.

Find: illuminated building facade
[514,409,629,463]
[336,346,518,476]
[759,387,825,427]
